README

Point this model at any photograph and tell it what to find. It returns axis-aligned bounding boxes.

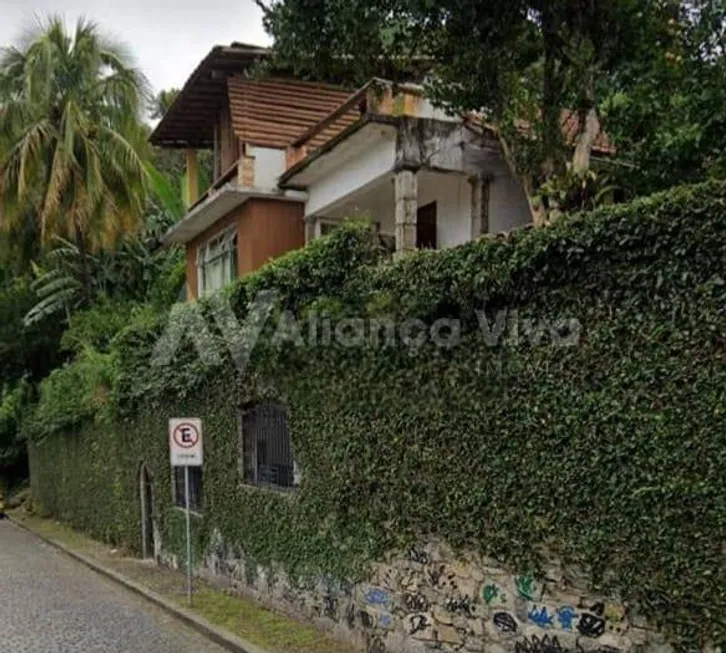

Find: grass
[10,511,353,653]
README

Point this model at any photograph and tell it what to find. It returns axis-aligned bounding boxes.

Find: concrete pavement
[0,519,229,653]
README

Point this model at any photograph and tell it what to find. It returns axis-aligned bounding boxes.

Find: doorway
[416,201,437,249]
[139,464,157,560]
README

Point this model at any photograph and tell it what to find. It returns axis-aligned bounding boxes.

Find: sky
[0,0,271,95]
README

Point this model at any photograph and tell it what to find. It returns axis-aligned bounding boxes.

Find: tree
[602,0,726,197]
[150,88,180,121]
[0,271,64,482]
[0,16,151,302]
[256,0,671,219]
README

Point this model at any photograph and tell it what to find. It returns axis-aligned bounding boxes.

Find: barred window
[173,466,204,512]
[240,404,300,491]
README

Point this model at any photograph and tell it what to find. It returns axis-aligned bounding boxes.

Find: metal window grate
[173,467,204,512]
[241,404,299,491]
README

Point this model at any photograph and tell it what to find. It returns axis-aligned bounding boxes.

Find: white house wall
[489,173,532,233]
[320,171,472,249]
[305,134,397,217]
[417,172,472,248]
[248,146,286,189]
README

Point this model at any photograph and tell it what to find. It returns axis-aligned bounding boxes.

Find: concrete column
[394,169,418,257]
[304,218,317,244]
[469,176,490,239]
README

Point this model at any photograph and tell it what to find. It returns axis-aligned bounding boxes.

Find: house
[150,43,609,301]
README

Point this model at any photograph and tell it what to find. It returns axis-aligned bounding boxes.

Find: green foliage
[602,0,726,196]
[0,271,64,480]
[257,0,668,204]
[0,15,150,255]
[28,184,726,649]
[26,347,116,441]
[60,302,138,354]
[0,380,30,463]
[24,241,86,326]
[0,274,63,383]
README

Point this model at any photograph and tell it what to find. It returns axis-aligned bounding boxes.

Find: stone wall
[176,532,675,653]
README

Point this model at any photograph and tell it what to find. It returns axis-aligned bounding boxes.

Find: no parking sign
[169,418,203,466]
[169,417,203,606]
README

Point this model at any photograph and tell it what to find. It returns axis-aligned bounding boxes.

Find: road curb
[8,516,273,653]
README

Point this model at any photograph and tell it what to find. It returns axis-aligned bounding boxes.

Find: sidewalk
[10,511,352,653]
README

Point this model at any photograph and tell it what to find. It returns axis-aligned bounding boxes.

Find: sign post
[169,418,203,607]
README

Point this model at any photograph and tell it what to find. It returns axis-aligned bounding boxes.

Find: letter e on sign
[169,418,203,466]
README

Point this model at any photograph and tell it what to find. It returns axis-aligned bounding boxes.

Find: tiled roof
[560,110,614,155]
[510,110,615,155]
[227,77,358,149]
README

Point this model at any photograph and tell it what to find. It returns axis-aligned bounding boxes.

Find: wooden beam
[290,81,371,148]
[185,149,199,206]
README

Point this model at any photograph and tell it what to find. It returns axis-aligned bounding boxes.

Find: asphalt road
[0,519,228,653]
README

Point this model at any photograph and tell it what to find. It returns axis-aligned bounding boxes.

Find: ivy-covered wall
[29,181,726,652]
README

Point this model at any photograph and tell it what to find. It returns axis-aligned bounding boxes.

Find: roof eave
[149,43,270,149]
[162,183,308,245]
[279,114,400,188]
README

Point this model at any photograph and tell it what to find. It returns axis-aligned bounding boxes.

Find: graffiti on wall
[410,614,430,635]
[515,574,537,601]
[577,602,606,638]
[555,606,577,631]
[323,594,338,620]
[528,606,555,628]
[378,613,393,629]
[404,592,429,612]
[483,583,504,605]
[520,602,608,638]
[364,587,392,608]
[445,595,475,617]
[493,611,519,633]
[408,545,429,564]
[514,635,621,653]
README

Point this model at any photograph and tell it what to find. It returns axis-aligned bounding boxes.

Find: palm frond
[0,16,149,255]
[145,162,186,220]
[23,285,80,327]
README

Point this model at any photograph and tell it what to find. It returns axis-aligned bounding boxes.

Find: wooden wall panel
[184,199,305,300]
[239,199,305,275]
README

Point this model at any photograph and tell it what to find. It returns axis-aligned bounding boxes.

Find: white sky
[0,0,271,94]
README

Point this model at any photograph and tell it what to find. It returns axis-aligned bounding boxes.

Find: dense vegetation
[2,8,726,651]
[30,181,726,649]
[0,18,186,488]
[257,0,726,216]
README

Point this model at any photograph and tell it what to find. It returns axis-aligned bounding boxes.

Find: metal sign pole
[184,465,193,606]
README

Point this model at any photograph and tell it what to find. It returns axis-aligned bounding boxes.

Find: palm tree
[0,16,150,303]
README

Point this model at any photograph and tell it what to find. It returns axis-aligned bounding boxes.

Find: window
[173,466,204,512]
[319,221,339,236]
[240,404,300,491]
[197,228,238,295]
